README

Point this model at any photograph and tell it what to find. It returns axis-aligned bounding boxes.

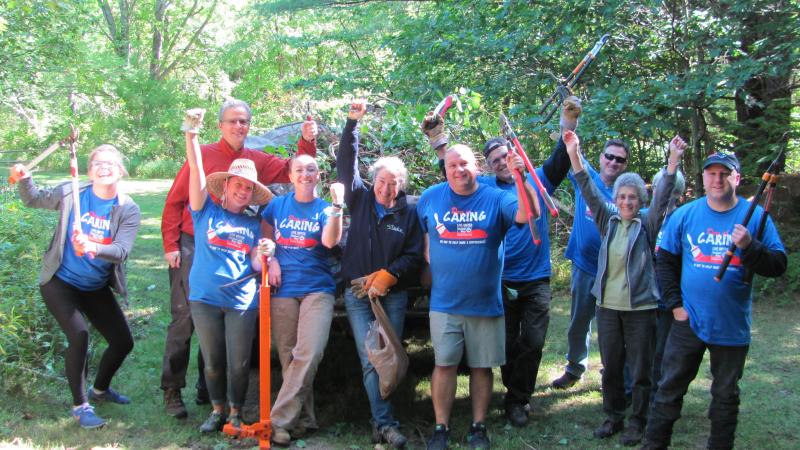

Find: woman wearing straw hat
[183,112,276,433]
[261,154,344,446]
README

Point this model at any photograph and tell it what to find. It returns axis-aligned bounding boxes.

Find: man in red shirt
[160,99,318,418]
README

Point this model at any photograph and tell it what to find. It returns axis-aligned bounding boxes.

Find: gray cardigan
[573,169,675,309]
[18,177,141,302]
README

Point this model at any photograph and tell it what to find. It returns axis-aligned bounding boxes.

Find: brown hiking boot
[164,388,187,419]
[551,371,580,389]
[560,95,582,133]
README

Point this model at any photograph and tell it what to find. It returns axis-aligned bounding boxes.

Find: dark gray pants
[645,319,748,450]
[501,279,551,407]
[596,306,656,427]
[160,233,205,391]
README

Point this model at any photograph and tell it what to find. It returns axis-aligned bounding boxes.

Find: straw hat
[206,159,273,206]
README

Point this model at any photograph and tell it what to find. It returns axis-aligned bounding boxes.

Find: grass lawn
[1,176,798,449]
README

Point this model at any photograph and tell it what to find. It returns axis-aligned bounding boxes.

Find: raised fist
[181,108,205,134]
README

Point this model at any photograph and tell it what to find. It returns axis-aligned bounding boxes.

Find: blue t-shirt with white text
[189,197,261,310]
[658,197,785,345]
[479,168,554,282]
[417,183,517,317]
[57,188,117,291]
[262,193,335,297]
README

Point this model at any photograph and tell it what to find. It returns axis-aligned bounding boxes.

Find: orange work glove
[366,269,398,300]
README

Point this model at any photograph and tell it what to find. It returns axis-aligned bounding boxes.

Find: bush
[0,187,63,392]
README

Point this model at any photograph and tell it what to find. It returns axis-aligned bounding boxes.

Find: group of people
[10,95,786,450]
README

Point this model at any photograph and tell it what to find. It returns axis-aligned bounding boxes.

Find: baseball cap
[483,137,509,158]
[703,152,740,172]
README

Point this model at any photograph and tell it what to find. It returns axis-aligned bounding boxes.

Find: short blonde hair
[88,144,128,177]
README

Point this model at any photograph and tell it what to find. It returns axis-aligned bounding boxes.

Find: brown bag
[365,297,409,399]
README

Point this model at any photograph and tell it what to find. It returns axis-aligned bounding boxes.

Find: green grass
[1,176,799,449]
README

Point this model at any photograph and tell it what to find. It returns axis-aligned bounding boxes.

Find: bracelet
[330,211,343,218]
[332,203,344,209]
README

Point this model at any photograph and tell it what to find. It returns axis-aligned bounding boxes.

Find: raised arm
[564,130,613,232]
[321,182,345,248]
[646,136,686,234]
[337,101,367,204]
[184,109,208,212]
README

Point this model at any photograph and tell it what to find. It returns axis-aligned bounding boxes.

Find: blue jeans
[565,265,596,377]
[190,301,257,408]
[645,319,749,450]
[501,279,551,407]
[344,290,408,429]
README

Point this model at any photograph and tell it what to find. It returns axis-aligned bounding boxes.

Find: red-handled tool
[434,95,456,118]
[65,125,94,258]
[500,114,559,218]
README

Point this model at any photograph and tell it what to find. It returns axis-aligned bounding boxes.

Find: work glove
[560,95,582,133]
[257,238,276,259]
[421,112,448,149]
[181,108,205,134]
[350,276,369,299]
[366,269,398,300]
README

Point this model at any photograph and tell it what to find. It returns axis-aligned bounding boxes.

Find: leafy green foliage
[0,188,62,389]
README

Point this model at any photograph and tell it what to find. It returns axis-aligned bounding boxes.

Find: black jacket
[337,119,424,288]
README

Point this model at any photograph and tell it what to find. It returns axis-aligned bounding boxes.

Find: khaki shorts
[429,311,505,368]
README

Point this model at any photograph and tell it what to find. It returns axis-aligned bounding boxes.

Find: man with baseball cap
[640,152,787,450]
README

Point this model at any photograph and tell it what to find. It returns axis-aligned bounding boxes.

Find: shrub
[0,187,63,392]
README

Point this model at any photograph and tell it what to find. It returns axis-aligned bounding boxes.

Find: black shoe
[621,423,644,446]
[505,403,528,427]
[594,419,624,439]
[426,424,450,450]
[163,388,187,419]
[467,422,491,449]
[638,442,667,450]
[552,371,580,389]
[195,387,210,405]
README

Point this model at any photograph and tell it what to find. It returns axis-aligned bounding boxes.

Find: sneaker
[163,388,187,419]
[272,426,291,446]
[593,419,624,439]
[426,424,450,450]
[467,422,491,449]
[621,423,644,446]
[227,412,243,430]
[199,410,225,433]
[551,371,581,389]
[376,425,407,448]
[72,404,106,429]
[88,386,130,404]
[505,403,528,427]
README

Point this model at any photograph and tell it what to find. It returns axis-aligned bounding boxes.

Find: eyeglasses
[223,119,251,126]
[603,153,628,164]
[90,160,118,169]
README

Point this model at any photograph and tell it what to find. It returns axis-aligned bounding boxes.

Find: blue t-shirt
[659,197,785,346]
[566,163,615,276]
[262,193,335,297]
[417,183,517,316]
[189,197,261,310]
[57,188,117,291]
[479,168,554,282]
